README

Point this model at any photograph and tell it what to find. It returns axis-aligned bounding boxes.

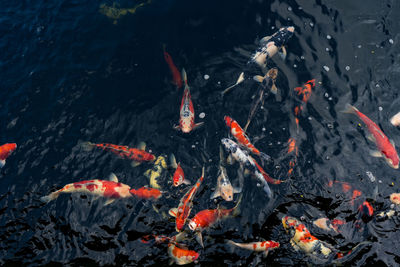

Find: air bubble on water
[300,216,306,220]
[288,6,292,11]
[328,97,332,101]
[275,165,281,169]
[378,106,383,111]
[149,149,152,153]
[271,26,275,30]
[357,45,362,48]
[277,141,281,145]
[301,56,305,60]
[389,39,394,44]
[208,159,212,162]
[298,6,303,10]
[324,93,329,97]
[260,106,264,109]
[308,117,312,120]
[376,84,380,88]
[269,131,272,135]
[217,81,221,85]
[195,142,199,145]
[282,127,286,130]
[327,35,332,39]
[269,142,273,146]
[323,66,330,72]
[366,171,376,182]
[134,63,138,66]
[345,66,350,71]
[191,145,195,148]
[262,127,266,131]
[378,180,382,183]
[204,74,210,80]
[310,22,314,27]
[199,112,205,119]
[325,48,329,51]
[293,64,297,68]
[325,156,330,160]
[390,204,395,209]
[327,123,333,129]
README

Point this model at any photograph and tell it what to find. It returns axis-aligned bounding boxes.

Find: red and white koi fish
[313,218,345,233]
[344,104,399,169]
[168,243,199,265]
[224,116,270,162]
[227,240,280,256]
[211,166,241,201]
[188,195,241,247]
[169,167,205,231]
[41,173,161,205]
[390,111,400,127]
[81,141,155,167]
[0,143,17,168]
[174,69,204,133]
[163,46,182,89]
[390,193,400,205]
[170,154,190,187]
[282,216,370,264]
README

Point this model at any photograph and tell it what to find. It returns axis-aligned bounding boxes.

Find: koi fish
[358,200,374,223]
[163,46,182,89]
[224,116,270,162]
[41,173,133,205]
[168,243,199,265]
[211,166,241,201]
[287,138,298,175]
[313,218,345,233]
[253,67,278,94]
[251,26,294,67]
[0,143,17,168]
[227,240,280,256]
[81,141,155,167]
[221,138,274,197]
[244,68,278,132]
[144,155,168,189]
[390,193,400,205]
[174,69,204,133]
[343,104,399,169]
[327,180,362,206]
[169,167,205,232]
[390,111,400,127]
[294,79,315,104]
[282,216,370,264]
[188,195,241,247]
[170,154,190,187]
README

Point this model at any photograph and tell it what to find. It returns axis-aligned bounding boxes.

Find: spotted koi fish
[81,141,155,167]
[313,218,345,233]
[163,46,182,89]
[0,143,17,168]
[170,154,190,187]
[282,216,370,264]
[227,240,280,256]
[168,243,199,265]
[40,173,160,205]
[224,116,270,162]
[174,69,204,133]
[144,155,168,189]
[169,167,205,231]
[188,195,241,247]
[221,138,275,197]
[251,26,295,68]
[343,104,399,169]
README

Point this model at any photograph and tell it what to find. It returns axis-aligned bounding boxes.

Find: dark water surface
[1,0,400,265]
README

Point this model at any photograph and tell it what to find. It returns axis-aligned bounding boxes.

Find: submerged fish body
[211,166,240,201]
[228,240,280,256]
[251,26,294,67]
[163,48,182,89]
[0,143,17,168]
[168,243,199,265]
[344,104,399,169]
[144,155,168,189]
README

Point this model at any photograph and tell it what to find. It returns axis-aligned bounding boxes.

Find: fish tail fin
[227,240,238,247]
[169,153,177,169]
[0,159,5,168]
[181,68,187,86]
[335,241,372,264]
[40,190,62,203]
[342,104,358,114]
[80,141,95,151]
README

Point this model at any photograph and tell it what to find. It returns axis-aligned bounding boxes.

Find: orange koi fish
[170,154,190,187]
[174,69,204,133]
[130,186,162,199]
[188,195,241,247]
[40,173,145,205]
[313,218,345,233]
[81,141,155,167]
[343,104,399,169]
[168,243,199,265]
[163,46,182,89]
[227,240,280,256]
[294,79,315,103]
[169,167,205,231]
[287,138,298,175]
[224,116,270,162]
[0,143,17,168]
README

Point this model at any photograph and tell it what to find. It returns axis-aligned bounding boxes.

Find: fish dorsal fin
[169,153,178,169]
[253,75,264,83]
[137,141,146,150]
[233,186,242,194]
[260,36,271,45]
[169,208,178,217]
[196,232,204,248]
[104,199,116,206]
[109,173,118,182]
[370,150,382,158]
[131,161,141,168]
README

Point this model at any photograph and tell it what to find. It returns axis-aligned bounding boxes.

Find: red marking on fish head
[176,218,185,232]
[224,116,233,127]
[390,193,400,205]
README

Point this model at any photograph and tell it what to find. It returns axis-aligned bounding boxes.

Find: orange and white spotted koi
[227,240,280,256]
[224,116,271,162]
[41,173,161,205]
[81,141,155,167]
[313,218,345,233]
[169,167,205,231]
[168,243,199,265]
[174,69,204,133]
[170,154,191,187]
[0,143,17,168]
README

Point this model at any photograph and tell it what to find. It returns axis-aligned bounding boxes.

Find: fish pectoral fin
[0,159,5,168]
[169,154,177,169]
[243,169,251,177]
[196,232,204,248]
[227,154,235,165]
[168,208,178,217]
[253,75,264,83]
[264,250,270,257]
[233,186,242,194]
[279,46,287,60]
[143,169,150,177]
[193,122,204,130]
[210,190,220,199]
[259,35,271,45]
[173,124,180,130]
[271,83,278,94]
[182,179,191,185]
[370,150,383,158]
[137,141,146,150]
[108,173,118,182]
[131,161,141,168]
[367,134,376,142]
[104,199,116,206]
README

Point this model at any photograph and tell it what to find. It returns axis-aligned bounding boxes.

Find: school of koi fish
[3,23,400,265]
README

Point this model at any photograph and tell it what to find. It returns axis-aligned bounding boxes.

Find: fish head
[220,184,234,201]
[221,138,236,153]
[282,216,301,236]
[188,219,198,231]
[173,166,184,186]
[224,116,233,127]
[287,26,295,32]
[180,118,193,133]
